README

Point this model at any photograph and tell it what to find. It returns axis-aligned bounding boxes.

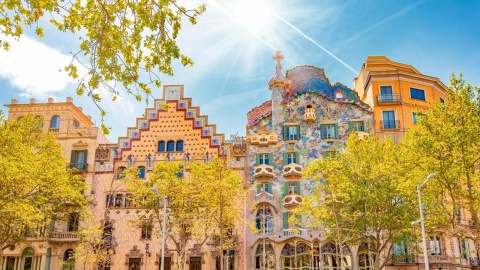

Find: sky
[1,0,479,143]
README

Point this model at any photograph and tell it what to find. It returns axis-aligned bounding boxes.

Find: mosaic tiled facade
[244,51,374,270]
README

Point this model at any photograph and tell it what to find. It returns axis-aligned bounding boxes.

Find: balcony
[249,133,278,146]
[283,163,303,179]
[304,108,316,122]
[49,128,60,133]
[49,231,80,242]
[253,164,275,180]
[377,94,400,104]
[380,120,400,130]
[283,228,307,237]
[282,192,302,209]
[69,163,88,172]
[426,254,455,264]
[470,257,480,267]
[392,254,416,264]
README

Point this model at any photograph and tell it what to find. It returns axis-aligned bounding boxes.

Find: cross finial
[273,51,284,73]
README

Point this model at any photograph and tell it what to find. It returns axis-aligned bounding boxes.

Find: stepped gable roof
[247,100,272,126]
[285,65,371,110]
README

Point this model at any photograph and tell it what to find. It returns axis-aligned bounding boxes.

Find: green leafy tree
[0,0,206,134]
[403,73,480,255]
[297,134,420,269]
[0,113,89,251]
[124,158,244,270]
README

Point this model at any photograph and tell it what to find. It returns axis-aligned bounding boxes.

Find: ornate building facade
[244,51,374,270]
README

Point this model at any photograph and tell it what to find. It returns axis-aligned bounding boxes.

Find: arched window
[255,205,273,235]
[158,141,165,152]
[50,116,60,128]
[138,166,146,179]
[176,140,184,152]
[281,243,295,269]
[321,242,352,270]
[255,241,275,270]
[35,116,44,129]
[167,140,175,152]
[63,249,75,270]
[296,243,312,269]
[358,242,375,270]
[117,166,126,179]
[21,247,34,270]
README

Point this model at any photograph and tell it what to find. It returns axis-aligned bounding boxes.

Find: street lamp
[417,173,436,270]
[150,186,168,270]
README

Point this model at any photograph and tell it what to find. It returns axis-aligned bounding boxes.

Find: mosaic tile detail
[139,120,148,129]
[203,127,213,137]
[186,109,196,119]
[119,139,130,149]
[130,129,139,138]
[194,118,204,127]
[165,86,181,100]
[178,101,187,109]
[211,136,222,146]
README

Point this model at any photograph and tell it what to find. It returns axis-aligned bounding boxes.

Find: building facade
[353,56,447,142]
[2,97,110,270]
[244,51,374,270]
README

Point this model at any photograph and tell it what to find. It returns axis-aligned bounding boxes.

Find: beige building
[2,97,110,270]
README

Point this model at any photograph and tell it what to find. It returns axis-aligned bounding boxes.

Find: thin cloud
[0,35,75,97]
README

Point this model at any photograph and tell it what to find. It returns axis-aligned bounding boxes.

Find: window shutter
[283,182,290,196]
[283,126,288,140]
[283,152,288,165]
[256,154,260,165]
[320,124,326,139]
[268,153,273,165]
[334,123,339,138]
[322,151,327,158]
[296,125,300,139]
[267,182,273,193]
[348,121,353,131]
[296,214,302,227]
[70,150,76,163]
[295,152,300,164]
[283,212,289,229]
[295,182,301,194]
[257,183,262,194]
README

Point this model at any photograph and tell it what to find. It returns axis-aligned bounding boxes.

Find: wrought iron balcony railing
[380,120,400,130]
[377,94,400,103]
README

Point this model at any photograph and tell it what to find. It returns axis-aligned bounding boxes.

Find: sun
[232,0,272,31]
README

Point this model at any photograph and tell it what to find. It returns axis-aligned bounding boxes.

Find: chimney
[30,98,36,104]
[66,97,73,103]
[11,99,18,104]
[78,107,83,112]
[48,97,54,103]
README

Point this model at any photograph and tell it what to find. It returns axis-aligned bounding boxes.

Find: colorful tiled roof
[285,66,370,110]
[247,100,272,126]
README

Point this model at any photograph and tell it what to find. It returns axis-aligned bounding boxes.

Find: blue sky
[1,0,479,142]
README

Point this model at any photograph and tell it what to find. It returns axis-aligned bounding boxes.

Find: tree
[0,113,89,251]
[403,73,480,258]
[124,158,244,270]
[296,134,421,269]
[0,1,206,134]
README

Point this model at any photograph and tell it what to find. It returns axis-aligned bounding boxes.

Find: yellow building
[354,56,447,142]
[3,97,109,270]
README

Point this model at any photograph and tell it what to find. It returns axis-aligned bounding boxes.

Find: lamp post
[150,186,168,270]
[417,173,436,270]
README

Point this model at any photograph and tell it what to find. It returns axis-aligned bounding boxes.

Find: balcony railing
[69,163,88,171]
[283,228,307,237]
[377,94,400,104]
[50,231,79,239]
[470,257,480,267]
[49,128,60,133]
[392,254,416,264]
[380,120,400,130]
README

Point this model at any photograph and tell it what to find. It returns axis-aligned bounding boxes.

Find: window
[410,88,426,101]
[125,194,134,208]
[50,116,60,128]
[382,111,396,129]
[67,213,79,232]
[255,205,273,235]
[283,125,299,140]
[63,249,75,270]
[117,166,126,179]
[349,121,364,132]
[176,165,184,177]
[167,140,175,152]
[255,242,275,270]
[283,152,299,164]
[160,257,172,270]
[319,243,352,270]
[380,86,393,95]
[189,257,202,270]
[283,182,300,196]
[115,194,124,208]
[21,248,34,270]
[158,141,165,152]
[461,239,469,259]
[429,236,442,255]
[385,134,397,144]
[358,243,374,270]
[440,98,445,103]
[393,240,414,263]
[128,258,141,270]
[70,150,87,170]
[141,222,152,239]
[256,153,272,165]
[321,124,338,139]
[176,140,184,151]
[257,182,273,194]
[138,166,146,179]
